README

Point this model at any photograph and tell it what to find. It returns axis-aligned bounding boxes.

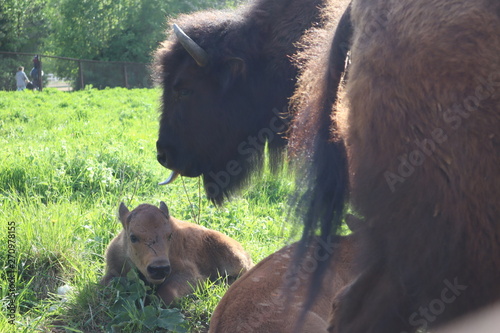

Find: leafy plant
[106,270,187,333]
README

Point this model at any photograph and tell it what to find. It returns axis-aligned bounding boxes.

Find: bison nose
[157,150,167,166]
[156,139,170,166]
[147,264,171,280]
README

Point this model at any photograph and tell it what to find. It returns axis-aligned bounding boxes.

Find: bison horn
[173,24,209,67]
[158,171,179,186]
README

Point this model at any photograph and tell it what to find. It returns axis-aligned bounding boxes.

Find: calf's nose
[147,264,171,280]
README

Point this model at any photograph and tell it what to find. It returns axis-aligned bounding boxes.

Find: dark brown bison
[101,202,253,304]
[291,0,500,332]
[153,0,351,204]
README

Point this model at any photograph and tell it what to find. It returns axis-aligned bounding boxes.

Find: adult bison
[291,0,500,332]
[153,0,350,204]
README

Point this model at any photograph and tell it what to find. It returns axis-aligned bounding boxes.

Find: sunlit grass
[0,88,298,332]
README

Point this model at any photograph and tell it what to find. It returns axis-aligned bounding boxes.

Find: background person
[15,66,30,91]
[30,55,43,90]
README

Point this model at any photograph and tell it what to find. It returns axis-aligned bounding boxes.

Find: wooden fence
[0,52,152,91]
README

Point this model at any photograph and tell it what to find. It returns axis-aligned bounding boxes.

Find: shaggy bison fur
[291,0,500,332]
[153,0,350,204]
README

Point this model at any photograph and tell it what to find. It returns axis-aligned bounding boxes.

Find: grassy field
[0,87,299,332]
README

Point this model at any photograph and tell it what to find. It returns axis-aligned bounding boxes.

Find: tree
[51,0,241,63]
[0,0,243,90]
[0,0,51,52]
[100,0,168,63]
[0,0,54,90]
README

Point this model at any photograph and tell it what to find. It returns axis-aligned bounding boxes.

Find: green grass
[0,88,299,332]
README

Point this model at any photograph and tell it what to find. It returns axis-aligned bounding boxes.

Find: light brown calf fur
[209,234,356,333]
[101,202,253,304]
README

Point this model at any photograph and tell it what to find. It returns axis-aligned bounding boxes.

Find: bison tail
[288,3,353,327]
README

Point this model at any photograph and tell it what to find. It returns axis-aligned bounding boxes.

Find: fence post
[39,56,43,91]
[79,60,84,90]
[123,64,129,89]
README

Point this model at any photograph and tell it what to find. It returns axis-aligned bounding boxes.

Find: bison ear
[159,201,170,219]
[220,57,246,91]
[225,57,246,78]
[118,202,130,226]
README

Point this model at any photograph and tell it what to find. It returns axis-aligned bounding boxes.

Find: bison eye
[168,232,173,241]
[177,89,192,99]
[130,234,139,243]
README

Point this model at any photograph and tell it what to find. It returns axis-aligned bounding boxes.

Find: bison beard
[291,0,500,332]
[153,0,353,204]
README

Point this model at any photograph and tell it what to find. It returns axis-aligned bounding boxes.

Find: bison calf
[209,234,357,333]
[101,202,253,304]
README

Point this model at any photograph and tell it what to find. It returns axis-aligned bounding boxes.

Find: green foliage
[49,0,243,63]
[1,0,245,91]
[177,276,232,332]
[0,0,51,52]
[106,270,187,333]
[53,0,135,61]
[0,88,298,332]
[0,0,52,90]
[0,56,19,91]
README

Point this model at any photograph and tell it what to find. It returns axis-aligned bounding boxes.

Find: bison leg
[157,271,203,305]
[100,273,115,286]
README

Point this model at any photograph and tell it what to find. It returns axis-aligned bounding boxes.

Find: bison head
[119,202,173,285]
[154,12,292,204]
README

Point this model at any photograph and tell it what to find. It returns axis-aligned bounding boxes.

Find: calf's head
[119,202,174,284]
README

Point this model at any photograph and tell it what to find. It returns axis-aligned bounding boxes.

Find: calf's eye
[130,234,139,243]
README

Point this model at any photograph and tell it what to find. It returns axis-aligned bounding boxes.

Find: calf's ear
[118,202,130,227]
[159,201,170,219]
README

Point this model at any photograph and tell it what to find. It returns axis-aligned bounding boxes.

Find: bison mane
[153,0,331,204]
